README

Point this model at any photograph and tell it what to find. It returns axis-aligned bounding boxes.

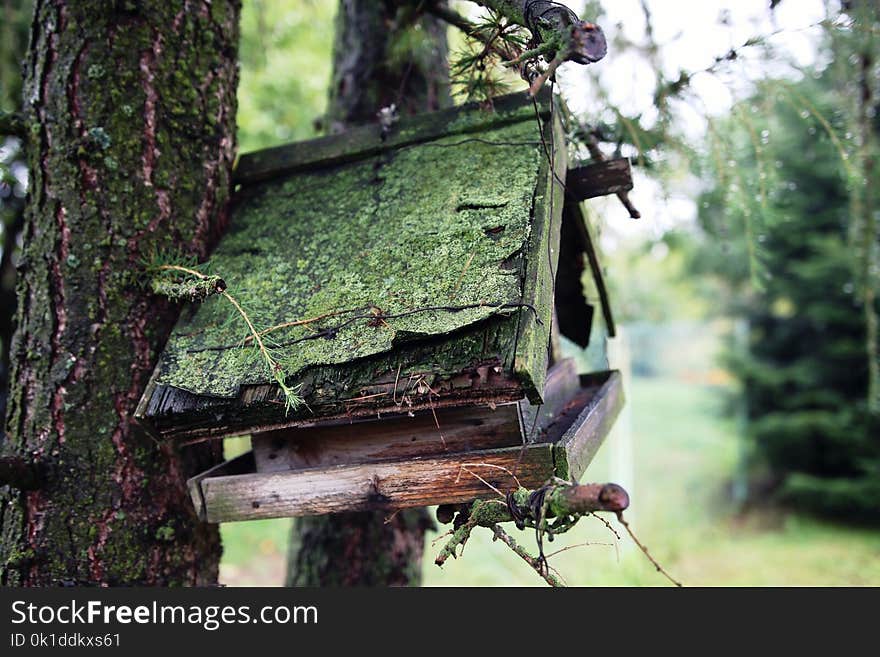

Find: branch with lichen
[492,524,564,586]
[429,0,606,98]
[434,482,629,567]
[435,480,681,587]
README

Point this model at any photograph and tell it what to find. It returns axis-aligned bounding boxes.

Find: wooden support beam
[565,158,633,201]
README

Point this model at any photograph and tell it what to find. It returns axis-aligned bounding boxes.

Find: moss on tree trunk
[285,0,451,587]
[0,0,240,585]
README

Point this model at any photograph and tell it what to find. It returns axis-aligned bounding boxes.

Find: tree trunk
[285,0,450,587]
[0,0,240,586]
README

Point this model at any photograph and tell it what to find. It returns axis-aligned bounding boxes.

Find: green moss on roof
[155,118,543,398]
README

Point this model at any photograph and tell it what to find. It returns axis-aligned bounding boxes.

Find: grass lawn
[219,375,880,586]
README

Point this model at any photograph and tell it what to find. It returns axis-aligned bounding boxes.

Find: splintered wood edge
[197,444,556,523]
[554,370,625,482]
[234,89,552,186]
[565,200,616,337]
[138,379,526,443]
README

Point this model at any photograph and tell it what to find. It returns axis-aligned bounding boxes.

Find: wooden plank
[513,106,567,403]
[199,444,556,522]
[554,370,625,481]
[234,90,551,186]
[252,361,580,475]
[187,452,254,520]
[565,158,633,201]
[251,403,523,473]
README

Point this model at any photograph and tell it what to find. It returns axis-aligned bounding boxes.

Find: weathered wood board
[195,446,556,522]
[187,364,624,522]
[565,158,634,201]
[553,370,624,481]
[251,403,523,473]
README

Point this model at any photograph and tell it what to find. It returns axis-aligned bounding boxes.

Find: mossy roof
[138,92,565,440]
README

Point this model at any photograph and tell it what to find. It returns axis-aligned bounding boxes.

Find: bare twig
[590,511,622,540]
[243,308,364,344]
[457,462,522,489]
[528,55,563,97]
[616,511,682,587]
[543,540,613,560]
[456,466,505,497]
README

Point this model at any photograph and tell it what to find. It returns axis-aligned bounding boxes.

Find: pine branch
[429,1,606,98]
[467,1,607,65]
[149,262,305,413]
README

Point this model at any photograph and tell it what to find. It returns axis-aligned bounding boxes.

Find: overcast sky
[553,0,833,244]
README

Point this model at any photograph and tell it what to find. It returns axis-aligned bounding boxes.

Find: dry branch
[472,1,607,65]
[428,0,606,96]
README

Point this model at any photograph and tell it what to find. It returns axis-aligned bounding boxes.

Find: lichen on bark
[0,0,240,585]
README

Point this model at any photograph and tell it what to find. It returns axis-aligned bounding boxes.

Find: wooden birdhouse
[135,90,630,523]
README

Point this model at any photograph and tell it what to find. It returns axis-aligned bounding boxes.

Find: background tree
[0,0,239,585]
[692,14,880,521]
[283,0,451,587]
[0,0,32,448]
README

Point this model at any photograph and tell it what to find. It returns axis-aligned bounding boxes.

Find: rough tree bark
[0,0,240,585]
[285,0,450,587]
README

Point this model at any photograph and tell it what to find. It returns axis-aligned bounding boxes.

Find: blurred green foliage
[0,0,33,443]
[694,64,880,522]
[236,0,334,152]
[0,0,31,112]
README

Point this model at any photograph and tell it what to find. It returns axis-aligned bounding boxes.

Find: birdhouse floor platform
[188,361,622,523]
